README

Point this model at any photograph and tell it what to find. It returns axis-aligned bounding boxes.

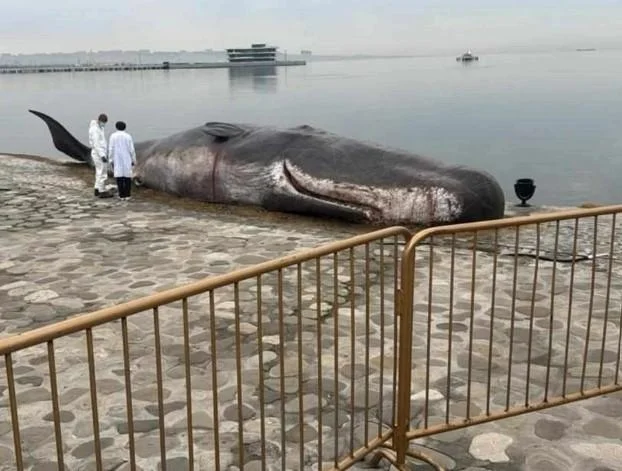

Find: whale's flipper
[28,109,92,164]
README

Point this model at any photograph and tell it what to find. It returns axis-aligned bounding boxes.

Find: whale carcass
[28,109,505,226]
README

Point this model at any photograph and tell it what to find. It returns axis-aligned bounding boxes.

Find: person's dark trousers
[122,177,131,198]
[124,177,132,198]
[116,177,132,198]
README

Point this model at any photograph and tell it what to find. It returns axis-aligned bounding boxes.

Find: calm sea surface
[2,51,622,206]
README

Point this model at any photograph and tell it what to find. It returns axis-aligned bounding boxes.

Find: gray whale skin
[28,109,505,226]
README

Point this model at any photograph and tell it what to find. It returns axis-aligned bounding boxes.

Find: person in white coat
[88,113,112,198]
[108,121,137,200]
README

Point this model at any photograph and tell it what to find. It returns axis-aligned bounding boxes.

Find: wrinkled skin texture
[29,110,505,226]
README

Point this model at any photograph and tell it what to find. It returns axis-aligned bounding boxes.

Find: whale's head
[135,121,505,226]
[186,123,507,225]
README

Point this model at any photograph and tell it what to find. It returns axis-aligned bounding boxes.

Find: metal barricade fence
[0,227,410,471]
[3,205,622,470]
[393,205,622,469]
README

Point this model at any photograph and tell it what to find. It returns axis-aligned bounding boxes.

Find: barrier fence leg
[396,248,416,467]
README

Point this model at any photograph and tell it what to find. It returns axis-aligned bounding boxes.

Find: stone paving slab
[1,154,622,471]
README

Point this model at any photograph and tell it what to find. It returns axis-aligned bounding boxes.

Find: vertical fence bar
[562,218,580,397]
[525,224,541,407]
[5,353,24,470]
[233,282,245,469]
[392,237,399,426]
[47,341,65,470]
[506,226,520,411]
[544,222,560,402]
[616,287,622,385]
[86,328,103,471]
[182,298,194,468]
[395,239,417,466]
[277,269,286,471]
[364,243,371,444]
[425,237,434,428]
[256,276,267,470]
[486,229,499,416]
[466,231,478,420]
[333,252,339,469]
[121,317,136,470]
[349,247,356,456]
[581,217,599,393]
[598,214,617,388]
[296,263,304,463]
[153,307,167,471]
[616,218,622,381]
[209,291,221,471]
[378,240,386,435]
[446,234,456,424]
[315,259,323,465]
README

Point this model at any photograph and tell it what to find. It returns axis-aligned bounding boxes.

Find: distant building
[301,50,312,55]
[226,43,278,63]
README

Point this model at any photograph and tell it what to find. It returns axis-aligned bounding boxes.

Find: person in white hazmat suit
[108,121,137,200]
[88,113,113,198]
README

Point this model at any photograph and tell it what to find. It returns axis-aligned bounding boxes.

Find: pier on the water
[0,60,306,74]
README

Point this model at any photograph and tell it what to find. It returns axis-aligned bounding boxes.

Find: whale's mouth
[276,159,463,225]
[281,160,381,220]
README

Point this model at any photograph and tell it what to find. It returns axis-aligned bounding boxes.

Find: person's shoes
[98,191,114,199]
[94,189,100,197]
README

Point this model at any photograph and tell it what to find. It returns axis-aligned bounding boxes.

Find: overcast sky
[3,0,622,55]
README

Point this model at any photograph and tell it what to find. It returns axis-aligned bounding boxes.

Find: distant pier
[0,60,306,75]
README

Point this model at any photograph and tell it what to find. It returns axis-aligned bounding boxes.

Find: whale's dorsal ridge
[291,124,328,134]
[203,122,245,140]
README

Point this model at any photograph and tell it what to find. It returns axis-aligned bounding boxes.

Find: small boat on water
[456,49,479,61]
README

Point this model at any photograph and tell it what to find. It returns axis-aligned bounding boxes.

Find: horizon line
[3,43,622,57]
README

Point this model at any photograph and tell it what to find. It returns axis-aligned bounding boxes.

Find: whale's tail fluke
[28,109,92,165]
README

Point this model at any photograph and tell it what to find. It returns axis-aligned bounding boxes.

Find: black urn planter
[514,178,536,207]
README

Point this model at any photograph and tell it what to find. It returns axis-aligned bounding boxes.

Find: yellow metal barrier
[2,205,622,470]
[0,227,410,471]
[393,204,622,469]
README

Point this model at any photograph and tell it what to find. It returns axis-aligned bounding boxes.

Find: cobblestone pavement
[1,154,621,471]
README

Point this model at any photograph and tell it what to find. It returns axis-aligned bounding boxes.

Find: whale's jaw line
[272,160,464,226]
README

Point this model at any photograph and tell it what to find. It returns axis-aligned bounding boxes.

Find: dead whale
[29,109,505,226]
